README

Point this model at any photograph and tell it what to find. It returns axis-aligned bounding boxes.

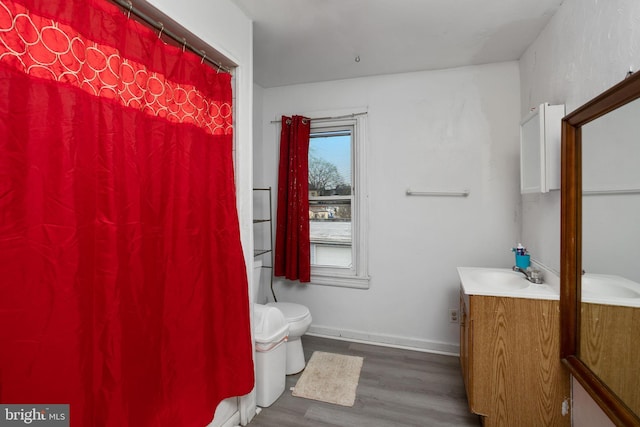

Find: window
[309,127,352,268]
[308,115,369,288]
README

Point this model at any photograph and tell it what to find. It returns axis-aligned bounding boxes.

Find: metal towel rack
[583,188,640,196]
[405,188,470,197]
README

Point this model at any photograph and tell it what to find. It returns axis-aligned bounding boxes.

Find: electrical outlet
[449,308,459,323]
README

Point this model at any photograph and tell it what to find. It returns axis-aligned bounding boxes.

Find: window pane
[310,200,352,268]
[309,201,351,241]
[312,244,352,268]
[309,131,351,196]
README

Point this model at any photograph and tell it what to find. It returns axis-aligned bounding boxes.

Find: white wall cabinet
[520,103,565,193]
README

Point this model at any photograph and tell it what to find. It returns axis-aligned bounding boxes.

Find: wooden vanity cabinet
[459,289,570,427]
[580,302,640,415]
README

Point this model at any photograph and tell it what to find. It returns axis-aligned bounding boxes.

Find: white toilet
[266,301,312,375]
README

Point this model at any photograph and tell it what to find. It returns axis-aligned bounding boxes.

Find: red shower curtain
[0,1,253,426]
[274,115,311,282]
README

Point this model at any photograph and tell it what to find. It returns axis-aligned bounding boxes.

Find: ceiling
[231,0,564,88]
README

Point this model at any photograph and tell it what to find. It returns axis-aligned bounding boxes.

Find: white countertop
[581,273,640,308]
[458,266,640,307]
[457,266,559,300]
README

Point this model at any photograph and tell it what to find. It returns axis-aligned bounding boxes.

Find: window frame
[308,114,369,289]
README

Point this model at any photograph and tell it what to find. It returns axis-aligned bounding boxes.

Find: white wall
[256,62,521,354]
[519,0,640,273]
[253,84,265,191]
[519,0,640,424]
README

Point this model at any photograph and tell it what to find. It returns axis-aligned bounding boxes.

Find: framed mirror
[561,70,640,426]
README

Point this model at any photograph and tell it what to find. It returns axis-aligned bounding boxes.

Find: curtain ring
[158,23,164,39]
[200,50,206,65]
[126,1,133,19]
[181,38,187,52]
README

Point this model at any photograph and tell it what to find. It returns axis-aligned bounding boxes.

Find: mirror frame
[560,70,640,427]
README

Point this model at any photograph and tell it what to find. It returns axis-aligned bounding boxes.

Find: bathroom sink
[466,269,530,291]
[581,274,640,299]
[457,267,558,300]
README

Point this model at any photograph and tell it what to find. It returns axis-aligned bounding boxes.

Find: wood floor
[247,335,482,427]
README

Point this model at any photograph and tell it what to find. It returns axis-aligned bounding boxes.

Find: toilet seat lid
[267,302,309,322]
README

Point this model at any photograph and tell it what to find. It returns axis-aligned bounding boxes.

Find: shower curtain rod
[270,112,368,124]
[109,0,232,74]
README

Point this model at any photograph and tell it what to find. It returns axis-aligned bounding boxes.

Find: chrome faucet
[513,266,544,284]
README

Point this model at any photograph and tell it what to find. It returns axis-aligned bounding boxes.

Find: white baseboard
[207,412,239,427]
[306,325,459,356]
[220,414,240,427]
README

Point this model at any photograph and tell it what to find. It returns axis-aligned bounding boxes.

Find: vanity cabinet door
[463,295,570,427]
[580,303,640,413]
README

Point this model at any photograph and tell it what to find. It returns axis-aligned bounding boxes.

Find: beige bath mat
[292,351,364,407]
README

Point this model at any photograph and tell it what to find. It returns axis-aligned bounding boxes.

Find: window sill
[310,272,370,289]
